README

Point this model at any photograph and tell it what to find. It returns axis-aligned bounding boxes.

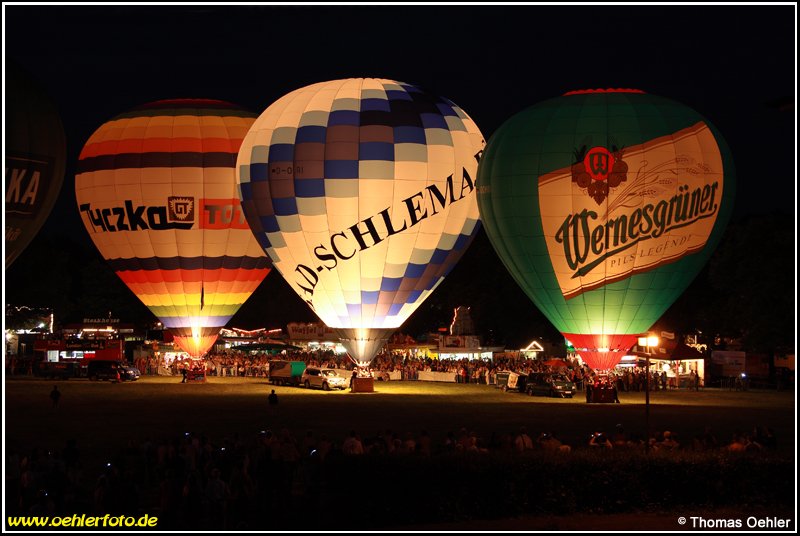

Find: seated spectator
[342,431,364,456]
[611,424,628,448]
[727,432,749,452]
[693,426,719,451]
[537,432,568,452]
[589,432,613,449]
[660,430,680,450]
[513,427,534,452]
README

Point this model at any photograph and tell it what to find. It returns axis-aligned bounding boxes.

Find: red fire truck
[33,338,125,379]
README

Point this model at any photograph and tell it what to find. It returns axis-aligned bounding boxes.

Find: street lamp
[639,335,659,452]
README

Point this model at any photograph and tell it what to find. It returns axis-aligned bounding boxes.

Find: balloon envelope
[477,89,735,370]
[5,63,66,269]
[75,99,271,356]
[237,78,485,365]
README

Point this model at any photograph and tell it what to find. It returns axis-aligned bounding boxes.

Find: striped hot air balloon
[75,99,271,357]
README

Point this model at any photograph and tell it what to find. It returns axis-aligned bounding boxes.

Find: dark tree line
[5,214,795,357]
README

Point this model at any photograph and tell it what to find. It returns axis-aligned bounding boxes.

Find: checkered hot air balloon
[75,99,271,357]
[237,79,484,371]
[477,89,736,371]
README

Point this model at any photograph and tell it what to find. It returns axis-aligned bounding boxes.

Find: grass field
[4,376,795,458]
[4,376,796,530]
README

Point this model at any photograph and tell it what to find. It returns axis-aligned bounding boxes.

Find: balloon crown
[563,88,646,96]
[133,98,240,109]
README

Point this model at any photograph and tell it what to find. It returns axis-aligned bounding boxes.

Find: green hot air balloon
[5,63,67,269]
[477,89,735,371]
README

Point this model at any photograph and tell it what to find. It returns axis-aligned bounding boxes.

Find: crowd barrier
[417,370,457,383]
[332,369,402,381]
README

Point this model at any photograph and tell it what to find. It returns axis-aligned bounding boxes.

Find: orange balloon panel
[171,334,220,359]
[75,99,271,356]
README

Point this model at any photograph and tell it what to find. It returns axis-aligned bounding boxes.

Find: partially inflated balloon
[477,89,735,370]
[5,63,66,269]
[237,79,484,367]
[75,99,271,356]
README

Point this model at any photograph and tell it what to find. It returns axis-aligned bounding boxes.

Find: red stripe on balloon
[116,267,270,285]
[80,137,243,158]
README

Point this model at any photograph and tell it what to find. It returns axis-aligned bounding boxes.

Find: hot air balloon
[477,89,735,371]
[237,79,484,382]
[5,62,66,269]
[75,99,271,357]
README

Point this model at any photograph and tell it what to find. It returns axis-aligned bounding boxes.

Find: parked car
[526,372,575,398]
[87,360,140,382]
[301,367,347,391]
[120,366,141,381]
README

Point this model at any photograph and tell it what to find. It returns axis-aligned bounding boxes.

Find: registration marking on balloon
[538,122,723,300]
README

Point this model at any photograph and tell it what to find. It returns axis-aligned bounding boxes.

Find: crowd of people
[7,338,703,391]
[132,348,698,394]
[6,421,779,529]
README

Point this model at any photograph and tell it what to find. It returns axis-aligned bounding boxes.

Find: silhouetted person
[268,389,278,417]
[50,385,61,408]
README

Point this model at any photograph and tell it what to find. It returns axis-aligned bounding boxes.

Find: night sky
[3,4,796,339]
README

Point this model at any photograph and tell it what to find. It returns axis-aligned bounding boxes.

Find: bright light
[638,335,659,347]
[522,340,545,352]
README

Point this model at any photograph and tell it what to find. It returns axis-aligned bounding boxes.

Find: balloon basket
[187,370,207,383]
[351,377,374,393]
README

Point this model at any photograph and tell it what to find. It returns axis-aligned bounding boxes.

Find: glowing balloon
[237,78,484,369]
[477,89,735,370]
[5,63,66,269]
[75,99,271,357]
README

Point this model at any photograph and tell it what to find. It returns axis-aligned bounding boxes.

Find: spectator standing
[268,389,279,417]
[50,385,61,408]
